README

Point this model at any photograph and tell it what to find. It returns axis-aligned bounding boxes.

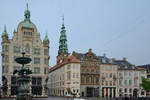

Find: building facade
[98,54,118,98]
[73,49,101,97]
[114,58,147,97]
[1,4,49,97]
[100,64,118,98]
[48,56,81,97]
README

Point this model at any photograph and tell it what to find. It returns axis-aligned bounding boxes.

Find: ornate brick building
[72,49,101,97]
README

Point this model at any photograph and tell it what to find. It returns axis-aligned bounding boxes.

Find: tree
[140,78,150,96]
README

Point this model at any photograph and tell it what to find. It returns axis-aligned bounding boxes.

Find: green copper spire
[44,31,49,42]
[2,25,8,37]
[58,16,68,55]
[23,3,33,28]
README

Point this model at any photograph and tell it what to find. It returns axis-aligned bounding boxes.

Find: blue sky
[0,0,150,82]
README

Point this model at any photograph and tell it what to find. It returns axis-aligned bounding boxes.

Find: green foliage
[140,77,150,92]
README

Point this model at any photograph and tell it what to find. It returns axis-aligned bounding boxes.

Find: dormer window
[24,31,32,36]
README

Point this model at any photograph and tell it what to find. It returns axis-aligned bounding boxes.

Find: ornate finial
[44,30,49,42]
[24,3,30,20]
[4,24,6,32]
[2,24,8,37]
[62,15,64,25]
[27,3,28,10]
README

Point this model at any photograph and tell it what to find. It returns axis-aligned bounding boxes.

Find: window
[91,77,94,83]
[81,77,84,83]
[134,80,137,86]
[4,55,9,63]
[2,45,9,52]
[86,77,89,83]
[34,48,40,54]
[113,80,116,85]
[73,64,76,69]
[3,65,9,73]
[105,81,108,86]
[124,72,127,76]
[25,47,30,53]
[119,80,122,86]
[44,49,48,55]
[11,76,17,85]
[110,81,112,86]
[119,88,122,92]
[129,80,132,85]
[91,69,94,73]
[44,58,49,65]
[124,88,127,93]
[124,80,127,86]
[67,72,71,80]
[73,73,75,78]
[119,72,122,77]
[34,57,40,64]
[44,67,47,74]
[67,65,70,70]
[110,73,112,78]
[102,73,105,78]
[76,73,79,78]
[13,46,20,53]
[106,73,108,78]
[32,77,42,85]
[96,70,99,74]
[102,81,104,85]
[96,77,99,83]
[24,31,32,36]
[34,67,40,74]
[129,88,132,93]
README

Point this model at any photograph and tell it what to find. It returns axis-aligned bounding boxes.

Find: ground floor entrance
[86,87,99,97]
[102,87,116,98]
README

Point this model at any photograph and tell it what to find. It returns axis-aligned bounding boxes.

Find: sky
[0,0,150,82]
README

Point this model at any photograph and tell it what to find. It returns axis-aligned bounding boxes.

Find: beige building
[114,58,147,97]
[98,55,118,98]
[1,4,49,97]
[100,64,118,98]
[48,55,81,97]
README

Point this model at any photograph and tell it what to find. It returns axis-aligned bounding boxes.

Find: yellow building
[1,4,49,97]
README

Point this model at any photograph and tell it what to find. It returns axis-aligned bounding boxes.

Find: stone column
[104,88,106,97]
[112,88,114,98]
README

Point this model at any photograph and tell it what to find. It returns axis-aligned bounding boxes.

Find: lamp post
[13,52,32,100]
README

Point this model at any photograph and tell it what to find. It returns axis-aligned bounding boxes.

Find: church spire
[58,16,68,56]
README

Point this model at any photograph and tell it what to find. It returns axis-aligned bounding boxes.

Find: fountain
[13,52,32,100]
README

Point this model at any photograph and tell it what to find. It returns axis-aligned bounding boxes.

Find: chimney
[103,53,106,57]
[123,57,127,61]
[89,48,92,52]
[112,58,116,62]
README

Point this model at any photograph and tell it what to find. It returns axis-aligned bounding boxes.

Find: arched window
[25,44,30,53]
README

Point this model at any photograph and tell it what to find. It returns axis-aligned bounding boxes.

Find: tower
[57,16,69,63]
[2,25,9,41]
